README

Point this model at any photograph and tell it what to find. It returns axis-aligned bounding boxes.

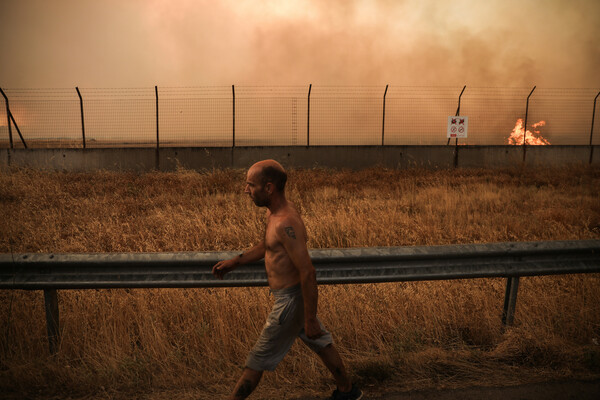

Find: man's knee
[243,367,263,381]
[317,343,334,355]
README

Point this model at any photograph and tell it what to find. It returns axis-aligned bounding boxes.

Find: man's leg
[229,367,263,400]
[317,344,352,392]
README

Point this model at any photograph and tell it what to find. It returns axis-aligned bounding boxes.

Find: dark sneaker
[326,384,363,400]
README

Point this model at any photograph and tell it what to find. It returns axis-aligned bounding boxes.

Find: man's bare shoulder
[271,207,305,241]
[272,213,301,231]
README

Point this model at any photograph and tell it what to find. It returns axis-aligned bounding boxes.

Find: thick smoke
[0,0,599,87]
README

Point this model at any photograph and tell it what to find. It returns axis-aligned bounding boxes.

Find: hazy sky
[1,0,599,88]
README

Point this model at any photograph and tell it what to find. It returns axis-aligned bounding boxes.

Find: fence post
[0,87,13,149]
[44,289,60,354]
[451,86,466,168]
[590,92,599,164]
[523,86,536,162]
[382,84,389,146]
[447,85,466,146]
[155,86,160,149]
[502,276,520,326]
[232,85,236,148]
[76,87,86,149]
[9,112,27,149]
[307,84,312,147]
[155,86,160,170]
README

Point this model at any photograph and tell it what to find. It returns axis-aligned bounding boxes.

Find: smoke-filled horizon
[1,0,599,89]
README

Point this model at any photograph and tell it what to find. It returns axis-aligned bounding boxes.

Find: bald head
[249,159,287,192]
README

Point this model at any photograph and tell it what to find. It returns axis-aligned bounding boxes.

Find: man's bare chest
[264,220,283,252]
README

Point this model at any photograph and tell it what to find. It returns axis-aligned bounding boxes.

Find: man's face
[245,168,270,207]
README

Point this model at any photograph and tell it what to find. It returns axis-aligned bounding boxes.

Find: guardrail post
[502,276,520,326]
[43,289,60,354]
[381,84,389,146]
[590,91,599,164]
[76,87,86,149]
[307,84,312,147]
[523,86,536,162]
[0,87,14,149]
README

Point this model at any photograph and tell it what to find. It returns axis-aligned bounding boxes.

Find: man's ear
[265,182,273,194]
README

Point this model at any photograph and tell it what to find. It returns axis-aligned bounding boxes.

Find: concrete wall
[1,145,598,172]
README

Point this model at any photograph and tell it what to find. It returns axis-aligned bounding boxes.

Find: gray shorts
[245,284,334,371]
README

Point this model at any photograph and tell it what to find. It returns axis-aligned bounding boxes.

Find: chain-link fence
[1,86,598,148]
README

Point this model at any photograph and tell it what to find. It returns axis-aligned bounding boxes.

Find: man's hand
[212,258,239,279]
[305,318,324,340]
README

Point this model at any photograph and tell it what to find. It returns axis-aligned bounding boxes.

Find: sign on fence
[447,116,468,138]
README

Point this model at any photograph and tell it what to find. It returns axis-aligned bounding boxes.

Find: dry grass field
[1,165,599,399]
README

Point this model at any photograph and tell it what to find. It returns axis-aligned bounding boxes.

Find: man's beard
[252,194,270,207]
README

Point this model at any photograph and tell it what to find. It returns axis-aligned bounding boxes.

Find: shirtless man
[212,160,362,400]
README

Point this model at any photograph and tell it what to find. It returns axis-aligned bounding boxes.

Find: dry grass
[1,165,599,399]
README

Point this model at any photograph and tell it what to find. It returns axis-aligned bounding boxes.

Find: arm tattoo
[284,226,296,239]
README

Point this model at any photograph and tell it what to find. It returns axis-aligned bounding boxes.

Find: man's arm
[277,219,323,339]
[212,240,266,279]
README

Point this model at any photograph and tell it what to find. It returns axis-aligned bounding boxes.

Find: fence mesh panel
[237,86,307,146]
[0,98,7,147]
[159,86,231,147]
[80,88,156,147]
[528,88,600,145]
[595,94,600,146]
[460,87,532,145]
[1,86,598,148]
[385,87,462,145]
[310,86,383,146]
[1,89,81,148]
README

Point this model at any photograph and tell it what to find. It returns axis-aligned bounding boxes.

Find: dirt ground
[379,380,600,400]
[4,380,597,400]
[294,379,600,399]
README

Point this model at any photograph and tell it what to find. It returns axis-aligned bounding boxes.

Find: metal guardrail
[1,240,599,354]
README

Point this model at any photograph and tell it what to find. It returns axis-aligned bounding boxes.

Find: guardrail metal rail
[1,240,599,354]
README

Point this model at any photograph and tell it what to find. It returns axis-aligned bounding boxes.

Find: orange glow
[6,106,28,128]
[507,118,550,145]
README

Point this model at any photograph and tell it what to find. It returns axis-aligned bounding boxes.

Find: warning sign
[447,116,468,138]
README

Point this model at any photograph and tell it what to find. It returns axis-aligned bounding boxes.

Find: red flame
[508,118,550,145]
